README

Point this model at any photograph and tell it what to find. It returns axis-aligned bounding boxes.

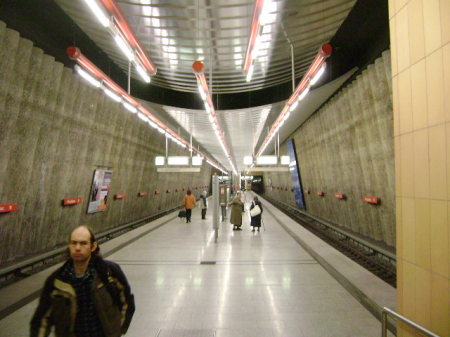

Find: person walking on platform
[229,192,244,230]
[200,190,208,219]
[30,225,135,337]
[250,196,263,232]
[183,189,196,223]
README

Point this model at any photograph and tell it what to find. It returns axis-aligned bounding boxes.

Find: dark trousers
[201,208,207,219]
[186,208,192,222]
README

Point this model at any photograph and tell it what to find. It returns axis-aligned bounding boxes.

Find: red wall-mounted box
[115,194,127,200]
[334,193,345,200]
[138,192,148,197]
[316,191,324,196]
[154,190,160,195]
[175,188,179,192]
[63,198,83,206]
[363,196,379,204]
[166,189,172,193]
[304,189,310,194]
[0,203,18,213]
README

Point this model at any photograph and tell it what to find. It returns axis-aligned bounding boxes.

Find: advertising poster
[87,169,112,214]
[286,139,306,209]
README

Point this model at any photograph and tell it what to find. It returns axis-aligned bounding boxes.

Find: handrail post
[381,310,387,337]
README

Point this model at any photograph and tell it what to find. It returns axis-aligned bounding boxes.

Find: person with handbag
[249,196,263,232]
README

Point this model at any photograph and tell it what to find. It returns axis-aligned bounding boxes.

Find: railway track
[264,196,397,288]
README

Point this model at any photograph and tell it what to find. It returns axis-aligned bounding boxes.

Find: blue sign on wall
[286,139,306,209]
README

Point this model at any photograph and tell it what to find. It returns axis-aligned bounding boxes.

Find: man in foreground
[30,225,135,337]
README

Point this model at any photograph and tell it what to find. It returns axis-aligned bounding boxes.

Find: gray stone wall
[264,50,395,247]
[0,22,212,266]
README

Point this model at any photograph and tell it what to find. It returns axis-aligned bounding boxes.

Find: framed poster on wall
[87,169,112,214]
[286,139,306,209]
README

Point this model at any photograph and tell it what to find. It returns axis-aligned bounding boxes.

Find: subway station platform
[0,193,395,337]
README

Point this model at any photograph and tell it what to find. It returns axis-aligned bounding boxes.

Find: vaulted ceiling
[0,0,389,173]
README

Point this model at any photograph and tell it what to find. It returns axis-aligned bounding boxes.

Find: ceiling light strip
[256,44,332,157]
[243,0,265,73]
[192,61,237,175]
[67,46,225,172]
[98,0,156,75]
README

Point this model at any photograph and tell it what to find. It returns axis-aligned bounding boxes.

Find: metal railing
[382,307,441,337]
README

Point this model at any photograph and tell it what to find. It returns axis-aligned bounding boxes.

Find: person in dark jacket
[30,225,135,337]
[250,196,263,232]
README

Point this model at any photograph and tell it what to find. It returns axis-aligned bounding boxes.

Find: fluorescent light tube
[123,101,137,113]
[114,34,134,61]
[168,156,189,165]
[243,156,253,165]
[289,100,298,112]
[155,156,165,166]
[102,87,121,102]
[280,156,290,165]
[75,65,101,87]
[137,112,148,122]
[135,63,151,83]
[298,86,310,101]
[246,64,254,82]
[192,156,202,166]
[310,64,326,86]
[256,155,277,165]
[83,0,110,27]
[283,111,291,121]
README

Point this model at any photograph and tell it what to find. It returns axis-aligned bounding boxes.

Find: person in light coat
[229,192,243,230]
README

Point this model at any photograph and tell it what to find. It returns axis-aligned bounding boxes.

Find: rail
[0,206,182,287]
[262,195,396,286]
[382,307,441,337]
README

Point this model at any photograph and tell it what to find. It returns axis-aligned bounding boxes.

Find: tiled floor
[0,195,386,336]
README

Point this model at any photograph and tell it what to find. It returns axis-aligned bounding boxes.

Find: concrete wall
[389,0,449,335]
[264,50,395,248]
[0,21,212,266]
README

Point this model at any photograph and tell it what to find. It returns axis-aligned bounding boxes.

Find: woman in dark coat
[229,192,243,230]
[250,196,263,232]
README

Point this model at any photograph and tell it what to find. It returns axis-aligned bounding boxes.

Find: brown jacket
[30,257,135,337]
[183,194,196,209]
[229,198,243,226]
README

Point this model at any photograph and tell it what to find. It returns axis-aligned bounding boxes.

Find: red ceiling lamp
[67,47,226,173]
[256,44,332,157]
[193,61,237,175]
[82,0,156,83]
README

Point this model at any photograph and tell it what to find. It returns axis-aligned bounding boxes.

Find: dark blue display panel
[286,139,306,209]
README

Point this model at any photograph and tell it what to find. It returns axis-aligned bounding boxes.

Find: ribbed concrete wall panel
[264,51,395,248]
[0,22,212,266]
